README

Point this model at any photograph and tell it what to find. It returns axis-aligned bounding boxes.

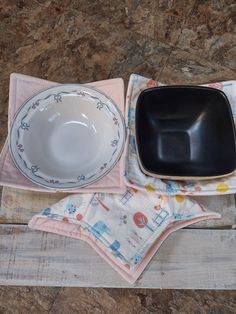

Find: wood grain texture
[1,187,235,228]
[191,195,236,229]
[0,187,68,224]
[0,225,235,289]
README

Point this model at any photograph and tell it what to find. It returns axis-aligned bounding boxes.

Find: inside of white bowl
[10,85,125,189]
[23,95,115,179]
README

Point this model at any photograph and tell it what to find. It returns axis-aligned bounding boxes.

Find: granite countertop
[0,0,235,150]
[0,0,235,312]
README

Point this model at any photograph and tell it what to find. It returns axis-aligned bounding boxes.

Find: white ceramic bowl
[10,84,125,189]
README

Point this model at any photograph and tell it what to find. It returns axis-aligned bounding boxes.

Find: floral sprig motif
[17,144,24,152]
[21,122,30,130]
[96,101,104,110]
[54,93,62,103]
[31,165,40,173]
[111,139,118,147]
[77,175,85,181]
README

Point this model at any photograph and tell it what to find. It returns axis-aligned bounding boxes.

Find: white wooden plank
[0,187,67,223]
[0,225,235,289]
[1,187,236,228]
[191,195,236,228]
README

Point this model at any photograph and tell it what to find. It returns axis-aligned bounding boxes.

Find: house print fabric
[28,188,220,283]
[125,74,236,196]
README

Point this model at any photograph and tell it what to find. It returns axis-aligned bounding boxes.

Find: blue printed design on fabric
[129,135,136,154]
[165,181,180,194]
[132,252,143,265]
[65,201,77,214]
[128,108,135,124]
[152,208,169,226]
[109,240,126,262]
[42,208,51,216]
[173,213,193,220]
[89,221,111,239]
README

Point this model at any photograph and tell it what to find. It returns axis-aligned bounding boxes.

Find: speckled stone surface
[0,287,236,313]
[0,0,235,150]
[0,0,236,312]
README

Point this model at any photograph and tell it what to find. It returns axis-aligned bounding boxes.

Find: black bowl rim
[135,85,236,179]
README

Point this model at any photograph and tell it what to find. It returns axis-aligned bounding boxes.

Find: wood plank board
[0,187,68,224]
[0,225,235,289]
[192,195,236,228]
[1,187,235,228]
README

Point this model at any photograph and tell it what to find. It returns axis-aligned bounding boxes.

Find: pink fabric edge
[1,73,126,193]
[28,212,221,284]
[130,213,221,284]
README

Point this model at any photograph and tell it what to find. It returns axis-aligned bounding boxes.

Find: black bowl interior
[135,86,236,178]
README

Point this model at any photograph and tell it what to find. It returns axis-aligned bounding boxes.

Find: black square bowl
[135,86,236,180]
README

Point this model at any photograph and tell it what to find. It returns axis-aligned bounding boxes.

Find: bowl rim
[9,83,126,190]
[135,85,236,180]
